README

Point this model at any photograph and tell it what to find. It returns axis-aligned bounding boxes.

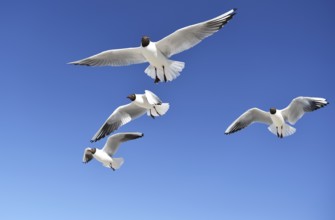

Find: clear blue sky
[1,0,334,219]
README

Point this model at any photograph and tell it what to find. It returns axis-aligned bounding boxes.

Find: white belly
[270,112,286,137]
[270,110,285,127]
[141,43,168,67]
[93,150,113,167]
[270,112,285,127]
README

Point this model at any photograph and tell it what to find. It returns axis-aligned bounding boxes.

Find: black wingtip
[227,9,237,21]
[68,61,91,66]
[230,8,237,17]
[315,99,329,110]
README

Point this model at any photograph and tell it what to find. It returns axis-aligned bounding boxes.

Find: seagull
[91,90,169,142]
[225,97,329,138]
[83,132,144,171]
[68,9,237,83]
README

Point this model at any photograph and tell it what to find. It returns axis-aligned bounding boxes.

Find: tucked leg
[276,126,280,138]
[109,163,116,171]
[154,67,160,83]
[153,106,161,116]
[162,66,167,82]
[280,126,283,138]
[150,109,155,119]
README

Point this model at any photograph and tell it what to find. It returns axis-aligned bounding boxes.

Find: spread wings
[145,90,162,105]
[91,103,147,142]
[68,47,146,66]
[156,9,236,57]
[83,148,94,163]
[102,132,144,156]
[225,108,272,134]
[281,97,328,125]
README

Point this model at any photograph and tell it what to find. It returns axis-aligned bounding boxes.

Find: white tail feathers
[147,103,170,117]
[268,124,296,138]
[267,124,277,136]
[144,60,185,82]
[112,157,124,170]
[167,60,185,81]
[144,65,155,79]
[282,124,296,137]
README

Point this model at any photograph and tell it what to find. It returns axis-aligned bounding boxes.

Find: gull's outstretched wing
[83,148,94,163]
[281,97,328,125]
[225,108,272,135]
[145,90,162,105]
[156,9,236,58]
[68,47,146,66]
[102,132,144,156]
[91,103,147,142]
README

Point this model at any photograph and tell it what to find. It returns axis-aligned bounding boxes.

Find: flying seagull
[83,132,144,171]
[225,97,329,138]
[91,90,169,142]
[68,9,237,83]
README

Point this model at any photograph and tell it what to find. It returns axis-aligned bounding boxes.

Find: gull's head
[127,94,136,101]
[269,108,277,115]
[141,36,150,47]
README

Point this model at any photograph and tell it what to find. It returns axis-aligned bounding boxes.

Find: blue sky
[1,0,334,219]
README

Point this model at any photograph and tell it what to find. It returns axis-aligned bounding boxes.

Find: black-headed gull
[69,9,236,83]
[225,97,329,138]
[91,90,169,142]
[83,132,143,170]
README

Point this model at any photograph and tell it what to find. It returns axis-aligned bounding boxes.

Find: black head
[90,148,96,154]
[127,94,136,101]
[269,108,277,115]
[141,36,150,47]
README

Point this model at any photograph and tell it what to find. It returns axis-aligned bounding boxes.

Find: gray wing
[225,108,272,134]
[91,103,147,142]
[145,90,162,105]
[102,132,144,156]
[281,96,328,125]
[156,9,236,57]
[83,148,94,163]
[68,47,146,66]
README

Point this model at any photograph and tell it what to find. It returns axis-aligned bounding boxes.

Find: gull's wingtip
[67,61,79,65]
[222,8,237,19]
[231,8,238,16]
[227,8,237,15]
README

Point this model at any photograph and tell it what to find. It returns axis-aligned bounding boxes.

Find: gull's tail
[112,158,124,170]
[147,103,170,118]
[144,60,185,83]
[268,124,296,138]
